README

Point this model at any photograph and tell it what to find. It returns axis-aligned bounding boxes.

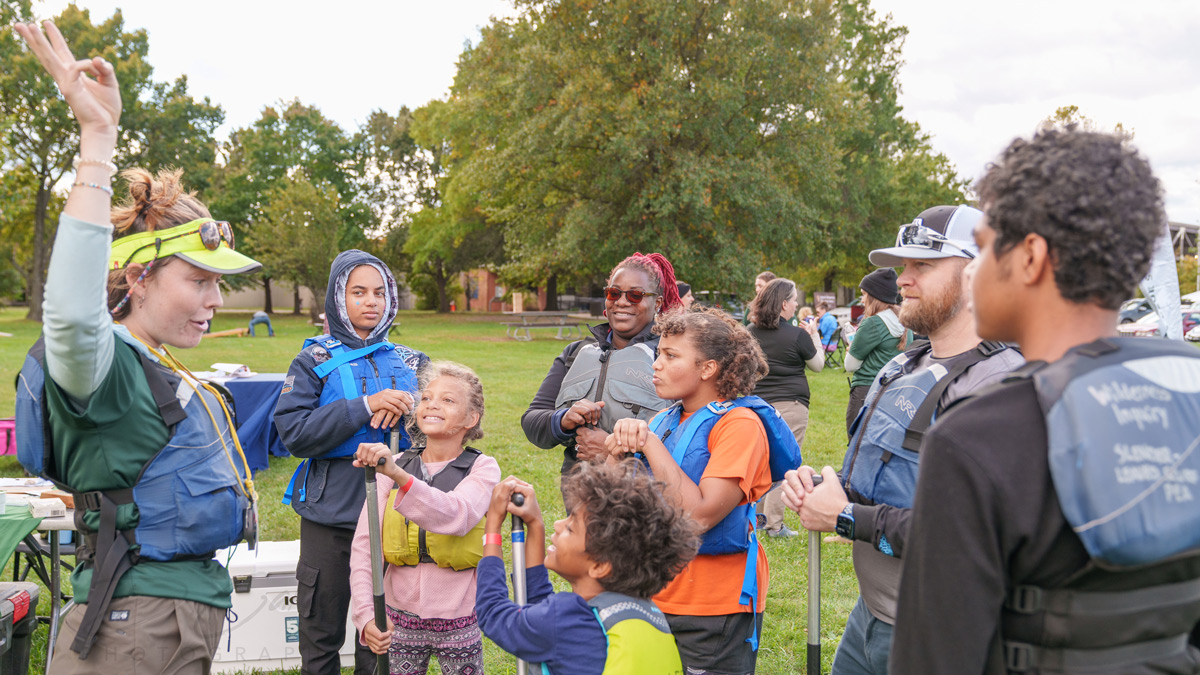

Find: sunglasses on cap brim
[895,222,974,259]
[115,218,235,269]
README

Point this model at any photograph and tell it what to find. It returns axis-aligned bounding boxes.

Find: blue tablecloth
[224,374,290,473]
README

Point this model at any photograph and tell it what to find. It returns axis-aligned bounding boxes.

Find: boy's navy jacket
[274,250,428,529]
[475,556,605,675]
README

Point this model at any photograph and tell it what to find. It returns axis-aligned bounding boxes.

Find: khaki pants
[757,400,810,531]
[50,596,224,675]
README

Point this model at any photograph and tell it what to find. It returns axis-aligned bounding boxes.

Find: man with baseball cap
[781,204,1025,675]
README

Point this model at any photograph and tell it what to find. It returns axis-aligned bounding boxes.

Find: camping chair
[823,325,844,369]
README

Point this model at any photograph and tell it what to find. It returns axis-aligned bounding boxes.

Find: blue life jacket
[15,335,253,658]
[1033,338,1200,567]
[282,335,419,505]
[14,336,49,478]
[15,334,249,558]
[987,338,1200,674]
[649,395,801,650]
[841,341,1009,512]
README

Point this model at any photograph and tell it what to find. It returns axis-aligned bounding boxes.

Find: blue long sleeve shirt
[475,556,605,675]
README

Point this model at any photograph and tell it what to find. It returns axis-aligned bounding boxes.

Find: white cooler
[211,540,357,674]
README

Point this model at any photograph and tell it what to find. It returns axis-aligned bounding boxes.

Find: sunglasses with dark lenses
[120,220,235,268]
[896,223,974,258]
[604,287,658,304]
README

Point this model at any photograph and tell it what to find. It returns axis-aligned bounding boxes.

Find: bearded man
[781,205,1026,675]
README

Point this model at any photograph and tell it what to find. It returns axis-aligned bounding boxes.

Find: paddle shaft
[511,492,528,675]
[808,474,824,675]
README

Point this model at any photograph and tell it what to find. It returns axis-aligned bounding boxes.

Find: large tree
[0,6,223,317]
[251,177,346,322]
[434,0,966,296]
[211,100,371,311]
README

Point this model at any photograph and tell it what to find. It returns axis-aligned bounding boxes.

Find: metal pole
[807,474,824,675]
[511,493,528,675]
[365,455,389,675]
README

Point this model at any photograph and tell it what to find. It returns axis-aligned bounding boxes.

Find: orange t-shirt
[654,406,772,616]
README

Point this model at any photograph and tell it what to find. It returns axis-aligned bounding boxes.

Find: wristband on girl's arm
[398,474,416,493]
[482,533,503,547]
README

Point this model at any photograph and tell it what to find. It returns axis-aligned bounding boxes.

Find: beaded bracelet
[72,155,118,176]
[73,181,114,196]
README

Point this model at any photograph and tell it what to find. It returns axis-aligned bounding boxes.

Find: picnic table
[502,312,588,341]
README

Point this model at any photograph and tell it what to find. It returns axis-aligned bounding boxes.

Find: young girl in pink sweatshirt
[350,361,501,675]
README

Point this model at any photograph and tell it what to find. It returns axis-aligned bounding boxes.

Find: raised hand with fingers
[13,21,121,137]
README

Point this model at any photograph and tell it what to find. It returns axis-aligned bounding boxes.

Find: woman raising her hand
[14,20,260,674]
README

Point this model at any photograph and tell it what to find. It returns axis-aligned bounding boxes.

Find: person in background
[817,302,838,349]
[677,281,695,309]
[797,306,814,326]
[743,271,778,325]
[843,269,910,434]
[248,309,274,337]
[747,278,824,538]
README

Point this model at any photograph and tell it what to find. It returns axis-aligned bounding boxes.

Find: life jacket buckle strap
[1005,585,1043,614]
[1004,642,1035,672]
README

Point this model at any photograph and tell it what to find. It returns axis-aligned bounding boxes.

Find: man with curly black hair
[476,461,699,675]
[891,129,1200,674]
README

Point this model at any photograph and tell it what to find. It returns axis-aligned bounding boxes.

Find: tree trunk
[545,274,559,311]
[309,286,325,324]
[262,277,273,314]
[293,285,302,315]
[25,174,51,322]
[435,272,451,313]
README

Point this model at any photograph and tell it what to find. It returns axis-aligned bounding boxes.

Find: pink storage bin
[0,418,15,456]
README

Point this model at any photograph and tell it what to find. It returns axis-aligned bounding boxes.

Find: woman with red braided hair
[521,253,682,481]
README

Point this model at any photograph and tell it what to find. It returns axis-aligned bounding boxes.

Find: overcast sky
[36,0,1200,225]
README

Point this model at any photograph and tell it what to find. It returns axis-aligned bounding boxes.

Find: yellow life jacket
[588,592,683,675]
[381,447,486,571]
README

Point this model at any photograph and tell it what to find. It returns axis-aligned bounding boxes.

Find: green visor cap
[108,218,261,275]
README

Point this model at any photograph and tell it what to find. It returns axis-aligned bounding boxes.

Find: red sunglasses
[604,287,658,304]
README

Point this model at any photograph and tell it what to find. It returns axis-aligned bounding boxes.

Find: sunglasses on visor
[119,220,235,269]
[895,222,974,258]
[604,287,658,304]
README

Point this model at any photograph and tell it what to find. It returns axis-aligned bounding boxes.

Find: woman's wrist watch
[835,503,855,540]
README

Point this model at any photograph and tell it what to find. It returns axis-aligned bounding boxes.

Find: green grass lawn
[0,307,859,674]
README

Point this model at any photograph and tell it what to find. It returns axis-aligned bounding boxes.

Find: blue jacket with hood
[273,250,429,529]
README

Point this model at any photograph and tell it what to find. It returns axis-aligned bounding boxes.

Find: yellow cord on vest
[122,330,257,503]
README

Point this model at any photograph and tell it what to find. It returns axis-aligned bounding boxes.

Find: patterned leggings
[384,606,485,675]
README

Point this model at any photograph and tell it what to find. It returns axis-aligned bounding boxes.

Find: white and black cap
[868,205,983,267]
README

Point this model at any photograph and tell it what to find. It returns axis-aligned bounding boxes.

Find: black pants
[847,385,871,438]
[665,612,764,675]
[298,519,377,675]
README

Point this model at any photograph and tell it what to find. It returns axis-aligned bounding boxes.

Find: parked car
[1118,295,1197,325]
[1119,298,1154,324]
[1186,323,1200,342]
[693,290,746,322]
[1117,309,1200,337]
